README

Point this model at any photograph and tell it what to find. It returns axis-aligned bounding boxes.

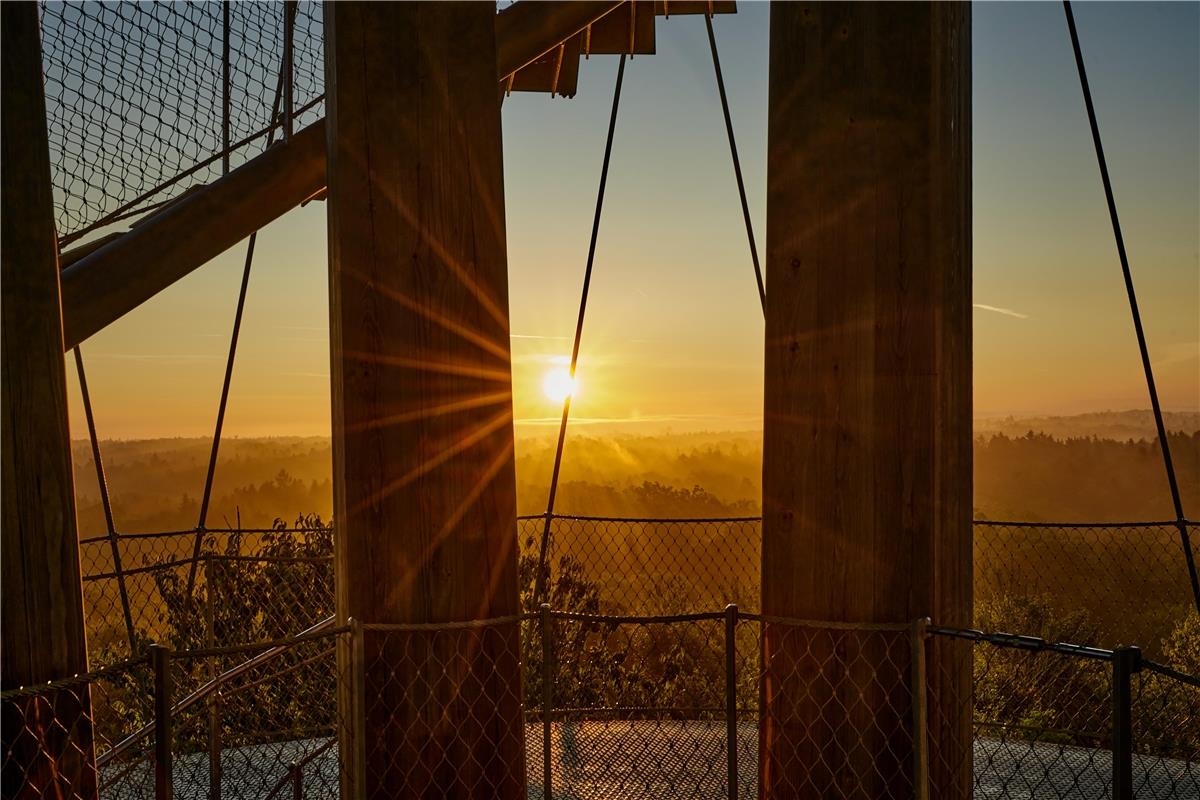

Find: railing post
[282,0,295,140]
[540,603,554,800]
[344,618,366,799]
[1112,645,1142,800]
[724,604,739,800]
[289,761,303,800]
[206,557,221,800]
[910,618,930,800]
[221,1,230,174]
[151,643,174,800]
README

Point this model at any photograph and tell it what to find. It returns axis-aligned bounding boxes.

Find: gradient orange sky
[65,2,1198,440]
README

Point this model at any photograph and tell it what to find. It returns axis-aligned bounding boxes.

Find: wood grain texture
[1,0,88,695]
[760,3,972,797]
[325,3,523,797]
[2,3,96,795]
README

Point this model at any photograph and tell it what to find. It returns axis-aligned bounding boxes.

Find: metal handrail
[97,615,338,768]
[928,625,1117,661]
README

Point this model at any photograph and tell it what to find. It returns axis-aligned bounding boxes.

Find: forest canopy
[71,412,1199,534]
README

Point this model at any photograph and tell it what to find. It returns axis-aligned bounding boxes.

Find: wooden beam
[1,3,96,796]
[760,3,972,797]
[326,3,523,798]
[59,121,326,349]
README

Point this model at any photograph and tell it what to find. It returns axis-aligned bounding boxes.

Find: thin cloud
[515,413,761,426]
[510,333,569,341]
[1153,341,1199,369]
[973,303,1029,320]
[90,353,221,361]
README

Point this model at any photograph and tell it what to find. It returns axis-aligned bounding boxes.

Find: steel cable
[533,54,628,605]
[705,11,764,314]
[1063,0,1200,614]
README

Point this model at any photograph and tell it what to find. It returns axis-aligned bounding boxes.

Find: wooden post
[760,3,972,798]
[1,3,96,798]
[325,3,523,798]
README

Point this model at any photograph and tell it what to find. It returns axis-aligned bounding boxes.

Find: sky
[64,2,1199,441]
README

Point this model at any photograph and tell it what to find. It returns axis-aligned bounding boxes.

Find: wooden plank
[760,3,972,798]
[59,121,326,350]
[654,1,737,16]
[1,2,96,796]
[325,3,523,798]
[497,0,624,79]
[508,33,583,97]
[584,0,656,55]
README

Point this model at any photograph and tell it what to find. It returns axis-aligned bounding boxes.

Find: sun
[542,367,578,403]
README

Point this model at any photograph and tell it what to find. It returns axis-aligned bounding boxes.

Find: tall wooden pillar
[760,2,972,797]
[1,3,96,798]
[325,3,524,798]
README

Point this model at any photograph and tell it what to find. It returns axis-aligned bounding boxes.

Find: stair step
[506,0,737,97]
[582,0,656,56]
[509,32,583,97]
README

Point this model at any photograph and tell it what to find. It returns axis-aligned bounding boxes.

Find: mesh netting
[39,0,325,246]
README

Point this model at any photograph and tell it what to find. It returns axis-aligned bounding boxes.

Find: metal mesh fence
[6,611,1199,799]
[361,620,526,798]
[78,516,1198,671]
[38,0,325,246]
[62,513,1199,798]
[80,521,334,668]
[521,515,1197,653]
[752,616,919,799]
[357,610,924,800]
[928,628,1200,800]
[1133,662,1200,799]
[518,515,762,614]
[168,631,342,800]
[1,656,155,800]
[1,628,347,800]
[974,521,1199,652]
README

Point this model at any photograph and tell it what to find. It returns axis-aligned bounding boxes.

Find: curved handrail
[97,615,338,769]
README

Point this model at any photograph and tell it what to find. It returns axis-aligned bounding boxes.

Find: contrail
[973,303,1029,319]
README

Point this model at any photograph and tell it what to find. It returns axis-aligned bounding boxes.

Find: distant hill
[974,410,1200,442]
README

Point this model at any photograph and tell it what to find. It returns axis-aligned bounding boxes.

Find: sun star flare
[542,366,578,403]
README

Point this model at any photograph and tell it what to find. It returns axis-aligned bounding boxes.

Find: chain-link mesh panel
[974,521,1198,653]
[9,612,1199,799]
[541,613,730,798]
[928,629,1200,800]
[1133,662,1200,799]
[752,618,918,799]
[361,621,526,799]
[972,646,1112,798]
[527,611,923,800]
[80,524,335,668]
[519,515,761,615]
[78,517,1198,666]
[2,657,155,800]
[39,0,325,244]
[169,631,343,800]
[522,516,1197,651]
